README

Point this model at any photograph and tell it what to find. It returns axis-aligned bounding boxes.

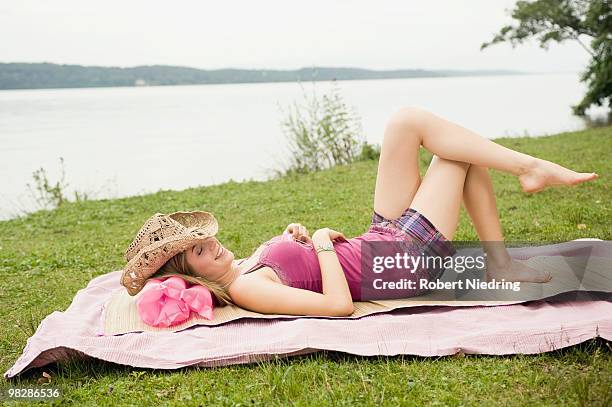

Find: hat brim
[121,211,218,296]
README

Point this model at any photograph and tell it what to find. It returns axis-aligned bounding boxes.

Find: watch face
[317,241,334,251]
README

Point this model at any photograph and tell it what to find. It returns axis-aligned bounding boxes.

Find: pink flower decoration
[136,276,214,327]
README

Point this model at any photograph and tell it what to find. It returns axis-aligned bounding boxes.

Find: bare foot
[518,159,598,194]
[485,257,552,283]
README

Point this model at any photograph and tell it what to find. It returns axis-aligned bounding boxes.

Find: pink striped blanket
[4,240,611,378]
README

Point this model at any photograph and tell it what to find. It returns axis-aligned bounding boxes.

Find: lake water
[0,72,609,221]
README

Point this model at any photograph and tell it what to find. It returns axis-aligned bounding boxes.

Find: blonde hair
[151,250,234,306]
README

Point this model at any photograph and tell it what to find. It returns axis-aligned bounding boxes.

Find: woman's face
[184,237,235,281]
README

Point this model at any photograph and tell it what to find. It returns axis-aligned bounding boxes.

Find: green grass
[1,126,611,406]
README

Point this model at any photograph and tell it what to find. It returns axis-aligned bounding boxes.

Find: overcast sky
[0,0,589,73]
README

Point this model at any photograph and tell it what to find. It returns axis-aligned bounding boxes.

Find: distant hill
[0,62,527,90]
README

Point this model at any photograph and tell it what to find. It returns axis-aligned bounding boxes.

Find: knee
[432,155,471,171]
[385,106,430,137]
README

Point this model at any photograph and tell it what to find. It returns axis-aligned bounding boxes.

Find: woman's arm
[311,228,354,310]
[230,273,354,317]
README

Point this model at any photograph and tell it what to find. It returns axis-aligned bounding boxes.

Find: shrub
[25,156,89,211]
[275,80,376,177]
[357,141,381,161]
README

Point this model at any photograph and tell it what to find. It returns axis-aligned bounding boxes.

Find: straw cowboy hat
[121,211,219,296]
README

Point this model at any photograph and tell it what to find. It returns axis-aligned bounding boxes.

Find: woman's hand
[284,223,311,243]
[312,228,347,245]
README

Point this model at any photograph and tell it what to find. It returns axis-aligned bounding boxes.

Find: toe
[574,173,597,184]
[536,269,552,283]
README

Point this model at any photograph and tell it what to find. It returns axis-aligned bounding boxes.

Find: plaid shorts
[370,207,457,280]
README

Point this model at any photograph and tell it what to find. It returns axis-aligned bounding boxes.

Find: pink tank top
[239,225,409,301]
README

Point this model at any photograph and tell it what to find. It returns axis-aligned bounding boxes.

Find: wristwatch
[315,241,335,254]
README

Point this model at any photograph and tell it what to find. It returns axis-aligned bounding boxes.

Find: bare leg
[373,116,423,220]
[407,157,551,283]
[395,107,598,192]
[463,165,503,241]
[374,107,598,222]
[463,165,552,282]
[408,155,468,240]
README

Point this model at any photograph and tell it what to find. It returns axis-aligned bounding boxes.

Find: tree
[480,0,611,116]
